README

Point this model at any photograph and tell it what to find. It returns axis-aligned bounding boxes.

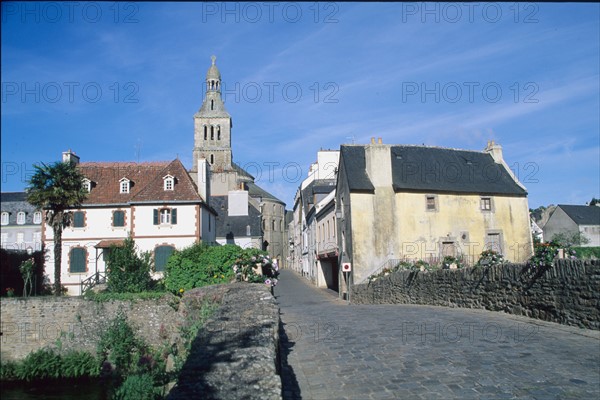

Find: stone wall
[351,259,600,330]
[167,283,281,400]
[0,294,184,361]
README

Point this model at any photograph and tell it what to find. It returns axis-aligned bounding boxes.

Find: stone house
[336,139,533,289]
[543,205,600,247]
[0,192,43,252]
[189,56,287,265]
[43,151,216,295]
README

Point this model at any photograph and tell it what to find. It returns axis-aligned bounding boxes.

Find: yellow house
[336,139,533,287]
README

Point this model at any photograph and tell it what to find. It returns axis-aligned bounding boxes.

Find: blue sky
[2,2,599,209]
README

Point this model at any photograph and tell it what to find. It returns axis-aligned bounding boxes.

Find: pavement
[274,269,600,400]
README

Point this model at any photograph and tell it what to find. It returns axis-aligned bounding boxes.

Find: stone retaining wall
[351,259,600,330]
[0,294,184,361]
[167,283,281,400]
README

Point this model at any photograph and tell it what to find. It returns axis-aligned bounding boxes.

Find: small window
[481,197,492,211]
[210,154,214,165]
[33,211,42,224]
[211,126,214,140]
[120,179,130,194]
[204,125,207,140]
[217,126,221,140]
[155,245,175,272]
[163,175,174,191]
[73,211,85,228]
[272,219,276,231]
[1,212,8,225]
[1,233,7,247]
[83,179,91,193]
[246,224,251,236]
[17,211,26,225]
[33,232,42,251]
[486,233,502,254]
[69,247,87,273]
[153,208,177,225]
[113,210,125,227]
[16,232,24,244]
[426,195,437,211]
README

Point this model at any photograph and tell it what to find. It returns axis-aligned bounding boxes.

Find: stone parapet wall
[351,259,600,330]
[167,283,281,400]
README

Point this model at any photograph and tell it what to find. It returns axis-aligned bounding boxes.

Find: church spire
[196,55,229,118]
[206,55,221,93]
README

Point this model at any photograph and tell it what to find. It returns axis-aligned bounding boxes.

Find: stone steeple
[192,56,233,174]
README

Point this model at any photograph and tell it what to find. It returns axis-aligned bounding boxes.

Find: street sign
[342,263,351,272]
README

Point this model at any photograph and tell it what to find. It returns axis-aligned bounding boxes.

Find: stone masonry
[351,259,600,329]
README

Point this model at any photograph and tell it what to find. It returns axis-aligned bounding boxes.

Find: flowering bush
[527,240,577,269]
[441,256,464,270]
[6,287,15,297]
[475,250,505,268]
[232,248,279,287]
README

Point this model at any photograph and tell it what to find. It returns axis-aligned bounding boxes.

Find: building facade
[336,139,533,293]
[44,151,216,295]
[543,205,600,247]
[0,192,43,252]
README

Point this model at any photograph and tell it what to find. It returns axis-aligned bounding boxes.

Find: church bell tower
[191,56,233,174]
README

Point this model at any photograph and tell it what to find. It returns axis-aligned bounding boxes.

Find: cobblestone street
[275,269,600,400]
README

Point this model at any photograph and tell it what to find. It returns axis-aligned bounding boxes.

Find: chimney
[378,137,383,144]
[484,140,503,163]
[370,137,376,144]
[62,149,80,165]
[197,157,211,205]
[364,142,392,187]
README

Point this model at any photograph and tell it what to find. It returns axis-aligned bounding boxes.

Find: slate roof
[339,146,375,192]
[211,195,262,239]
[247,182,285,205]
[300,179,336,218]
[557,205,600,226]
[0,192,40,226]
[340,145,527,196]
[232,162,255,181]
[78,159,204,205]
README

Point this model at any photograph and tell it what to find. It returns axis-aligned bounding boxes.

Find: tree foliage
[163,243,241,292]
[551,231,590,247]
[26,161,88,295]
[106,237,154,293]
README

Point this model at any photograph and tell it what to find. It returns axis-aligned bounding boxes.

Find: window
[204,125,207,140]
[120,178,130,194]
[1,233,8,247]
[246,224,251,236]
[113,210,125,227]
[33,211,42,224]
[481,197,492,211]
[426,195,437,211]
[153,208,177,225]
[73,211,85,228]
[17,211,26,225]
[217,126,221,140]
[486,233,502,254]
[211,126,214,140]
[83,179,91,193]
[210,154,214,165]
[1,212,8,225]
[163,175,174,191]
[33,232,42,251]
[16,232,24,244]
[155,245,175,272]
[69,247,87,273]
[272,219,276,231]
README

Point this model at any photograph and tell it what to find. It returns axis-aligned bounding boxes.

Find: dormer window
[1,212,8,225]
[120,178,130,194]
[82,178,92,193]
[163,175,175,191]
[17,211,26,225]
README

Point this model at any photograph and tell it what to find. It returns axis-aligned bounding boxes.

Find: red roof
[79,159,203,205]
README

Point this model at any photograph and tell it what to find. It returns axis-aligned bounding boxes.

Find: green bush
[61,350,100,378]
[106,237,154,293]
[164,243,240,292]
[97,311,147,376]
[0,350,99,382]
[114,373,162,400]
[84,291,168,302]
[16,348,62,381]
[0,360,18,380]
[572,246,600,259]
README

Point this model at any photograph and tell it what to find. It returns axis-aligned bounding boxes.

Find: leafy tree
[26,161,88,296]
[589,198,600,206]
[106,237,154,293]
[551,231,590,247]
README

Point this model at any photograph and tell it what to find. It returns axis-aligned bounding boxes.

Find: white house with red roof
[43,150,216,295]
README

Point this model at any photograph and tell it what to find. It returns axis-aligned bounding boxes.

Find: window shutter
[70,248,86,273]
[74,212,84,227]
[153,209,159,225]
[171,208,177,225]
[155,246,174,272]
[114,211,125,227]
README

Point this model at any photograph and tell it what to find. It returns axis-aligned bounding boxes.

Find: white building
[44,151,216,295]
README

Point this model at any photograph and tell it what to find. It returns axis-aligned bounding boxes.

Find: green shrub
[84,291,168,302]
[97,311,147,376]
[61,350,100,378]
[572,246,600,259]
[15,348,62,381]
[0,360,18,380]
[475,250,505,268]
[106,237,154,293]
[114,373,162,400]
[164,243,240,292]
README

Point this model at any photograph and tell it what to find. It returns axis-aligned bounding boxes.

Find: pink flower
[265,279,272,286]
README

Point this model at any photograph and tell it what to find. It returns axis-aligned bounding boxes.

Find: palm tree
[26,161,88,296]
